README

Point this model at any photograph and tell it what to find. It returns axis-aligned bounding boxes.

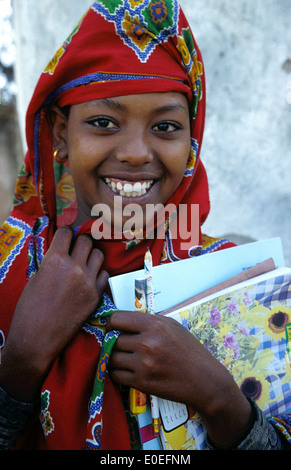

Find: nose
[115,130,153,166]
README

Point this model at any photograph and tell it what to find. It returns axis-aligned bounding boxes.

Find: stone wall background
[3,0,291,263]
[0,103,21,222]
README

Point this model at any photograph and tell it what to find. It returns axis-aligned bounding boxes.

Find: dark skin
[106,311,253,448]
[0,93,253,449]
[0,227,109,402]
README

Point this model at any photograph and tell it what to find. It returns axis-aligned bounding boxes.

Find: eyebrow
[152,103,188,115]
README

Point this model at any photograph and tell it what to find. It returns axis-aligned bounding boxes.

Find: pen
[129,278,147,415]
[144,248,160,435]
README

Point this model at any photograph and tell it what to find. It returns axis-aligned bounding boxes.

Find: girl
[0,0,290,450]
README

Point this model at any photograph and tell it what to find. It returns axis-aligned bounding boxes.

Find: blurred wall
[12,0,291,263]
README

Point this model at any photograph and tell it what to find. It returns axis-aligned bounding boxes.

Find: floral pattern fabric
[162,273,291,449]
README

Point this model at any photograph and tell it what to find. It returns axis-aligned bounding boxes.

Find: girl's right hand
[0,226,108,402]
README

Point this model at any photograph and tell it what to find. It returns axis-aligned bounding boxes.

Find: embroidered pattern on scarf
[0,217,32,283]
[91,0,179,63]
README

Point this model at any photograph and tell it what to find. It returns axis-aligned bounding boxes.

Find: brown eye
[89,117,118,129]
[152,121,179,133]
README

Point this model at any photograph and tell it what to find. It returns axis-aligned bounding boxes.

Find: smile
[104,177,154,197]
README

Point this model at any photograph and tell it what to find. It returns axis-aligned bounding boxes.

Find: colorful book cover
[159,271,291,450]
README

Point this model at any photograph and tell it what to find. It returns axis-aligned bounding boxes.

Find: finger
[87,248,104,274]
[70,234,93,264]
[95,269,109,293]
[109,368,136,388]
[114,332,141,353]
[106,310,150,333]
[109,350,136,372]
[47,225,73,255]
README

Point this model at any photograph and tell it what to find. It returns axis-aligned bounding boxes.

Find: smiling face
[52,92,191,229]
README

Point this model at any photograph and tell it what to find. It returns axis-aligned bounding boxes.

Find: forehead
[69,92,190,116]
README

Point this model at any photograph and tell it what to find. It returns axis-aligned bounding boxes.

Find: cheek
[66,152,96,203]
[67,140,99,178]
[165,142,191,179]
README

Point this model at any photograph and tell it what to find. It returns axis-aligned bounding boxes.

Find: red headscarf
[0,0,234,449]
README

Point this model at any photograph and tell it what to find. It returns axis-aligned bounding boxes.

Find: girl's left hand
[106,310,209,403]
[106,310,253,449]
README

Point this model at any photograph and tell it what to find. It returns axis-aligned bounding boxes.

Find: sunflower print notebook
[160,271,291,450]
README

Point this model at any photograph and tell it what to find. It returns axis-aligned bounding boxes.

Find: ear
[48,105,69,161]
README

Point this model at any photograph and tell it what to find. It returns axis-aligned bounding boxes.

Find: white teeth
[104,178,154,197]
[133,182,142,192]
[124,183,133,192]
